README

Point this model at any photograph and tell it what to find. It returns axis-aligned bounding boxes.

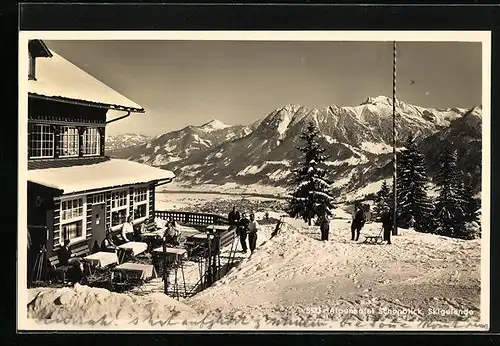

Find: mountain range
[105,133,152,151]
[107,96,482,197]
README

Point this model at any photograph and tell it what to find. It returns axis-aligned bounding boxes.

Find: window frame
[133,186,149,222]
[92,193,105,205]
[29,124,55,159]
[110,189,129,230]
[82,127,101,157]
[59,196,87,245]
[59,126,80,158]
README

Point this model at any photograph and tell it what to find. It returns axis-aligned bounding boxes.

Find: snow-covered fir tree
[373,180,392,221]
[396,136,434,231]
[433,148,465,237]
[456,179,481,239]
[287,122,335,226]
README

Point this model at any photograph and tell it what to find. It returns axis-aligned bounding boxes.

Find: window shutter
[99,127,105,156]
[27,123,33,159]
[78,126,84,157]
[54,125,60,158]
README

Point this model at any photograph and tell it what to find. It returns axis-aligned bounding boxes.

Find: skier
[237,212,250,253]
[320,213,330,241]
[228,206,241,227]
[248,213,260,254]
[408,215,415,229]
[381,207,393,245]
[351,203,366,241]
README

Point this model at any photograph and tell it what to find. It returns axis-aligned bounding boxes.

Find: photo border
[9,4,499,340]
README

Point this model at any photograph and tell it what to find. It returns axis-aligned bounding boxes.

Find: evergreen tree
[433,148,464,237]
[287,122,335,225]
[456,179,481,239]
[396,136,434,231]
[373,180,392,221]
[457,180,480,224]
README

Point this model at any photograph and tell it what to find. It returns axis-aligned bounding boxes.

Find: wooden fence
[155,210,229,226]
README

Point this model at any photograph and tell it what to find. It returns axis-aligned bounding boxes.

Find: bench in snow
[363,235,383,244]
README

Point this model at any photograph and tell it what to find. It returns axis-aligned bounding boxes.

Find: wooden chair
[71,243,91,258]
[47,255,73,283]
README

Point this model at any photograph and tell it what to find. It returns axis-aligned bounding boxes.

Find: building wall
[47,182,158,256]
[27,183,58,257]
[28,97,108,170]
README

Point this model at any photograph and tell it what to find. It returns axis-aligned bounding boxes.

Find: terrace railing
[155,210,229,227]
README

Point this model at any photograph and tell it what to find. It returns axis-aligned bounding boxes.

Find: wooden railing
[154,210,229,226]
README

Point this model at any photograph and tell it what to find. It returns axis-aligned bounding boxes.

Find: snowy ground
[24,194,484,330]
[188,216,481,326]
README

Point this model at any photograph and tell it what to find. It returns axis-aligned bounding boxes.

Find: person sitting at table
[163,221,184,247]
[121,216,134,242]
[59,239,84,274]
[101,232,117,252]
[133,222,146,241]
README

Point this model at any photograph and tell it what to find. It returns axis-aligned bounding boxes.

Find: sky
[44,40,482,136]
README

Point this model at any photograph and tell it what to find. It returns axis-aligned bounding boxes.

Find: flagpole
[392,41,398,236]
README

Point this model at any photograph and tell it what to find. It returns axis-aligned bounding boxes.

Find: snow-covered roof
[28,49,144,113]
[28,159,175,194]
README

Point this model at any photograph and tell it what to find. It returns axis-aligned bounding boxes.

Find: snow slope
[187,215,481,324]
[25,209,482,329]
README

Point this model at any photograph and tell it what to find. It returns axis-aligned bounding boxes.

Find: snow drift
[27,283,199,324]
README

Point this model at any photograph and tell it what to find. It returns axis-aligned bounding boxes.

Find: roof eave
[28,93,145,114]
[28,176,175,197]
[38,40,53,58]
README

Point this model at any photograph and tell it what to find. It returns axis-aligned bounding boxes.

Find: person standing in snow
[248,213,260,254]
[381,208,393,245]
[408,215,415,229]
[320,213,330,241]
[237,213,250,253]
[351,203,366,241]
[121,216,134,243]
[228,206,241,231]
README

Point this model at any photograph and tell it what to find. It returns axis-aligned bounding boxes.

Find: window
[59,127,79,157]
[111,190,129,227]
[82,128,100,156]
[29,124,55,159]
[92,194,105,205]
[60,197,86,243]
[133,187,149,220]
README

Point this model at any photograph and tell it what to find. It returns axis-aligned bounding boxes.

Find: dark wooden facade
[26,40,161,285]
[27,97,107,169]
[27,98,159,278]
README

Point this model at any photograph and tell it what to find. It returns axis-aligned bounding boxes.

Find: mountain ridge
[107,96,482,196]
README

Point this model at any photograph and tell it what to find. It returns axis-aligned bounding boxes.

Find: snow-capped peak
[467,105,482,119]
[363,95,395,105]
[199,119,231,132]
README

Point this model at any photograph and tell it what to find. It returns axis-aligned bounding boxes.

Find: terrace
[31,210,270,300]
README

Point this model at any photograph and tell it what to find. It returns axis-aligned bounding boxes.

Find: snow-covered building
[26,40,175,273]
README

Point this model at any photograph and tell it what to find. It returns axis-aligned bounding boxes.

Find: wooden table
[152,246,188,258]
[117,241,148,256]
[84,251,118,269]
[111,262,157,281]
